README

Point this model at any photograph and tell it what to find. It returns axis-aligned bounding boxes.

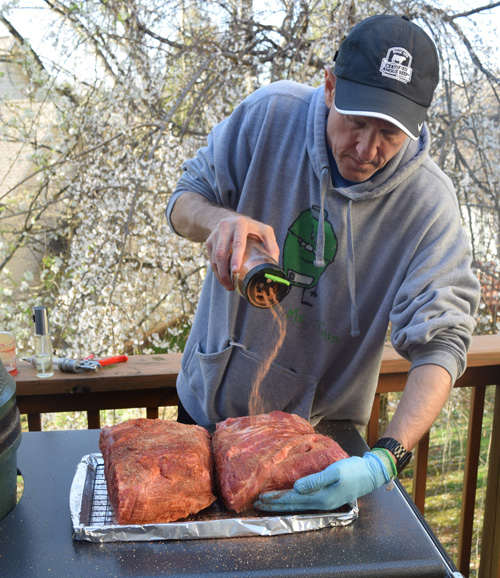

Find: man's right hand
[206,212,279,291]
[169,192,279,292]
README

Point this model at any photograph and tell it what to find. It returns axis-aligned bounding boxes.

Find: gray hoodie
[166,80,479,428]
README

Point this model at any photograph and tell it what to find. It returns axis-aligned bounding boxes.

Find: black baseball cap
[333,15,439,140]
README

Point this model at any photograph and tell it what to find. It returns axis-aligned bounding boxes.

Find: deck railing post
[413,431,430,515]
[86,410,101,430]
[457,384,486,577]
[366,392,381,448]
[478,383,500,578]
[27,413,42,431]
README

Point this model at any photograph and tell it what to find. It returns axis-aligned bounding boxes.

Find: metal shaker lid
[32,306,50,335]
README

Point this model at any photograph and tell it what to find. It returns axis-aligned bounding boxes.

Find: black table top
[0,422,459,578]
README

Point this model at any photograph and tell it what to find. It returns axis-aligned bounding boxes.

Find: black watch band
[371,437,412,474]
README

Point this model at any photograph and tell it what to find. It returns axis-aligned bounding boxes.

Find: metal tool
[56,357,101,373]
[22,355,128,374]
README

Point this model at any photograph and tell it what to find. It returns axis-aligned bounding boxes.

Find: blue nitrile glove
[254,452,393,513]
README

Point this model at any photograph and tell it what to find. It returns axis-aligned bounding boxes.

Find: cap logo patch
[380,47,413,84]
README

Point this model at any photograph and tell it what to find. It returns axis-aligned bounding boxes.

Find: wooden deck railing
[13,334,500,578]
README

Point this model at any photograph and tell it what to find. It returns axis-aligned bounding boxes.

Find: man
[166,15,480,512]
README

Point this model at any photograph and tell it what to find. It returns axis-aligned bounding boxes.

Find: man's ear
[324,66,336,109]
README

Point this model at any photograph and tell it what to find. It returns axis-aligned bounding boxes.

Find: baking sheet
[70,453,359,542]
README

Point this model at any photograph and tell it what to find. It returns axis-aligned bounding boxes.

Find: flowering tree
[0,0,499,357]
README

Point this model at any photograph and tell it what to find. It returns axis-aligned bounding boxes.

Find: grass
[15,386,495,577]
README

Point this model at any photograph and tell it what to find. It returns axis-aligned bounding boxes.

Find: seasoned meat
[99,418,216,525]
[212,411,349,512]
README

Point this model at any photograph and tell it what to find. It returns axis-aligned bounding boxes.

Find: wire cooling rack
[71,453,358,542]
[84,456,116,526]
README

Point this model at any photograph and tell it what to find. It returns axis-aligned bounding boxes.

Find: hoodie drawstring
[314,168,328,268]
[346,200,360,337]
[314,168,360,337]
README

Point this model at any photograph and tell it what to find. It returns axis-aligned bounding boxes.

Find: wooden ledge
[14,334,500,398]
[14,353,183,395]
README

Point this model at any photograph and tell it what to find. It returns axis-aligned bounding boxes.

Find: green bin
[0,358,22,521]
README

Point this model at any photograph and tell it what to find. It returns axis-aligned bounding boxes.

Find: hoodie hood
[307,85,430,336]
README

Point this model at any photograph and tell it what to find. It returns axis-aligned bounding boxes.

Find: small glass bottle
[32,306,54,378]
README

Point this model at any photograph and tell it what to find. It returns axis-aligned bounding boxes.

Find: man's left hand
[254,452,391,512]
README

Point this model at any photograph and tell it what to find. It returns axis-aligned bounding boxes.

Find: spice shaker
[230,238,290,308]
[32,306,54,378]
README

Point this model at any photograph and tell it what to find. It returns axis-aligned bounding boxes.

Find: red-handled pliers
[42,354,129,373]
[97,355,129,367]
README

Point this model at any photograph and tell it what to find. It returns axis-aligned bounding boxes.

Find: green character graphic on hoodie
[283,205,337,306]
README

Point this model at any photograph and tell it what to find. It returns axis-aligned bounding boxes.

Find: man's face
[324,69,408,183]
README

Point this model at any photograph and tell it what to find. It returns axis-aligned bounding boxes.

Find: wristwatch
[371,437,413,474]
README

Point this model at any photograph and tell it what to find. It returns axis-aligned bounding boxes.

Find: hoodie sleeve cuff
[407,343,461,384]
[165,190,186,235]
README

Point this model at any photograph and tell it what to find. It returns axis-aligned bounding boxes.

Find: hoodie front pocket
[191,343,318,422]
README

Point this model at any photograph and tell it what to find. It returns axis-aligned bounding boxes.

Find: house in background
[0,34,55,286]
[0,35,29,97]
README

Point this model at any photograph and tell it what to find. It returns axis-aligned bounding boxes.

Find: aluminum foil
[70,453,359,542]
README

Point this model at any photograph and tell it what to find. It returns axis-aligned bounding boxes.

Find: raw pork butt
[99,418,216,524]
[212,411,349,513]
